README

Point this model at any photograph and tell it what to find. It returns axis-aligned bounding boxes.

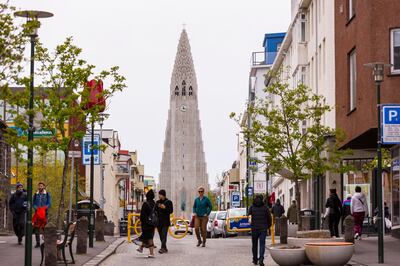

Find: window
[349,0,355,20]
[300,13,306,43]
[349,50,357,111]
[182,87,186,96]
[276,42,282,52]
[174,86,179,96]
[189,86,193,96]
[301,66,307,85]
[391,29,400,73]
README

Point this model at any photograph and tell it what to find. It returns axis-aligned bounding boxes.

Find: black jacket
[140,200,156,230]
[272,203,285,218]
[9,190,27,214]
[325,193,342,215]
[156,198,173,227]
[249,197,272,230]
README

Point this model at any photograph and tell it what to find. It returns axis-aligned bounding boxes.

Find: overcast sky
[10,0,291,188]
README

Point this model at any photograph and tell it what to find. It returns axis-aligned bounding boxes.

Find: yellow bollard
[271,214,275,245]
[127,213,132,243]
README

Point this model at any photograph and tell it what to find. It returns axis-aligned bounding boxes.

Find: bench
[40,222,76,265]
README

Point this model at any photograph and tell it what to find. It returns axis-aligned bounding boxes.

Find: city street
[101,234,257,266]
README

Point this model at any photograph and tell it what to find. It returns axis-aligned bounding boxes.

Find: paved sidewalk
[265,235,399,266]
[0,234,118,265]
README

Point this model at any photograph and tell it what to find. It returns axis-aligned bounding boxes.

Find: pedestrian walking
[325,188,342,237]
[192,186,212,247]
[248,195,272,266]
[156,189,173,254]
[287,200,298,225]
[271,199,285,218]
[137,189,157,258]
[9,183,27,245]
[351,186,368,240]
[32,181,51,248]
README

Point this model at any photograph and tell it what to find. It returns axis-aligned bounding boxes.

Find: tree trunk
[295,179,302,231]
[56,150,69,229]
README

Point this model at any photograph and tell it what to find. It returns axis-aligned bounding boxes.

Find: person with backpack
[325,188,342,238]
[193,186,212,247]
[9,183,27,244]
[137,189,157,258]
[248,194,272,266]
[33,181,51,248]
[156,189,173,254]
[351,186,368,240]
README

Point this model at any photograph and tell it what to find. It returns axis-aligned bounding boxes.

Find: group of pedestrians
[134,186,212,258]
[324,187,370,240]
[9,181,51,246]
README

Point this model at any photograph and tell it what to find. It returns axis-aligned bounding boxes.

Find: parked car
[174,219,193,235]
[213,211,227,238]
[206,211,217,238]
[225,208,250,236]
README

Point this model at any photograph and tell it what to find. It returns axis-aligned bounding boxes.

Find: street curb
[82,238,125,266]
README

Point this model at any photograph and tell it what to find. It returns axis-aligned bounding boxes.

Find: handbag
[189,215,195,228]
[146,202,158,227]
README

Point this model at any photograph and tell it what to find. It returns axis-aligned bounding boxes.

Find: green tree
[1,36,126,228]
[231,80,351,230]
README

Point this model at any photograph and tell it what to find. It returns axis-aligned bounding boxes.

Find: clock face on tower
[180,104,187,112]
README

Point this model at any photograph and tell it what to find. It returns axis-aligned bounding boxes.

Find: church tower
[159,30,208,219]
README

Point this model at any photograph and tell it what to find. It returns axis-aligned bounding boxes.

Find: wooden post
[76,216,88,254]
[44,222,57,266]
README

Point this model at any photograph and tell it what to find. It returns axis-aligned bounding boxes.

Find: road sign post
[231,191,240,207]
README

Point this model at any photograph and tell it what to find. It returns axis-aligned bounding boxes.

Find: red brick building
[335,0,400,237]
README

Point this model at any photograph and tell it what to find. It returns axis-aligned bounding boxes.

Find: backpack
[146,202,158,227]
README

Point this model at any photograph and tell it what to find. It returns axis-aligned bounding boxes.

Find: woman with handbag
[137,189,157,258]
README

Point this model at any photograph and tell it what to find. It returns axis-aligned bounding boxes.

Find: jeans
[328,213,341,237]
[12,213,25,240]
[251,229,267,263]
[353,212,365,236]
[157,225,169,250]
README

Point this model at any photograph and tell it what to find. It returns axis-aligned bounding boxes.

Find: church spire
[171,29,197,97]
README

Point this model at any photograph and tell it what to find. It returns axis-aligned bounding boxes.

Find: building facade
[334,0,400,238]
[159,30,208,219]
[0,120,12,231]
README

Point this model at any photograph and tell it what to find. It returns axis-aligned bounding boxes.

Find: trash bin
[77,200,100,230]
[300,208,316,231]
[119,219,128,236]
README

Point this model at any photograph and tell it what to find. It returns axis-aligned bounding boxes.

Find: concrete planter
[304,242,354,266]
[269,246,306,266]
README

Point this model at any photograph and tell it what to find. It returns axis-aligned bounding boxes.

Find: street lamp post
[365,62,391,264]
[89,118,95,248]
[14,10,53,266]
[98,113,109,210]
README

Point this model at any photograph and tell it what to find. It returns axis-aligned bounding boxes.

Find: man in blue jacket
[33,181,51,248]
[193,186,212,247]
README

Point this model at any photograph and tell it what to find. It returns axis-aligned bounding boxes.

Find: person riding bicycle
[156,189,173,254]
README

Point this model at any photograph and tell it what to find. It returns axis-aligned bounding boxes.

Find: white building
[265,0,339,214]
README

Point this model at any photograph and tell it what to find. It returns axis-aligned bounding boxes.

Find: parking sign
[382,105,400,144]
[231,191,240,207]
[82,134,100,165]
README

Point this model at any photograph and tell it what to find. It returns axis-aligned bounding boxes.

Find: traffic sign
[247,187,253,197]
[382,105,400,144]
[231,191,240,207]
[82,134,100,165]
[68,151,82,158]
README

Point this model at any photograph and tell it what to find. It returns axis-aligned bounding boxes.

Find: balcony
[251,51,278,66]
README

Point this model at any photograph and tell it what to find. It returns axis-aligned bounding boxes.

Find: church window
[175,86,179,96]
[189,86,193,96]
[182,80,186,85]
[183,165,185,170]
[182,87,186,96]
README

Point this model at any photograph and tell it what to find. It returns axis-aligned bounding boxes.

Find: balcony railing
[251,51,278,66]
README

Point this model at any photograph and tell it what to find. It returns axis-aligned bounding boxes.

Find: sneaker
[259,261,265,266]
[252,260,258,265]
[158,249,165,254]
[201,242,206,247]
[354,233,359,240]
[136,248,143,253]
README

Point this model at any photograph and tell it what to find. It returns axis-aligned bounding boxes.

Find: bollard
[95,210,105,241]
[344,215,355,243]
[280,215,288,244]
[270,214,275,245]
[44,222,57,266]
[76,216,88,254]
[275,217,281,236]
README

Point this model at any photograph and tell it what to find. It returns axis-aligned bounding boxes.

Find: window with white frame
[349,0,355,20]
[301,66,307,85]
[349,50,357,111]
[391,29,400,73]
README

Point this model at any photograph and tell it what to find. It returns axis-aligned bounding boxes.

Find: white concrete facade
[266,0,338,210]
